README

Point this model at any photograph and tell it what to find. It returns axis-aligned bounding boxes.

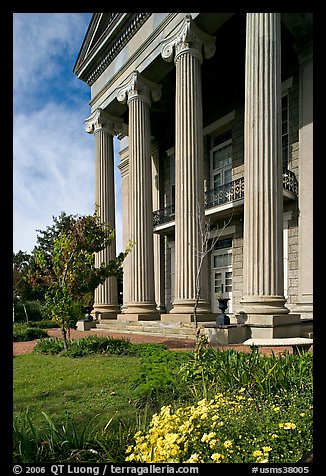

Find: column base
[117,313,160,321]
[93,304,119,320]
[170,299,211,315]
[247,313,301,339]
[239,295,290,315]
[119,302,160,320]
[161,313,215,324]
[239,297,301,338]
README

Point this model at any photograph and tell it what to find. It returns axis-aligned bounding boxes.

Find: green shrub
[13,410,126,463]
[13,324,48,342]
[179,346,313,399]
[33,337,65,354]
[33,335,170,358]
[28,320,60,329]
[130,349,191,411]
[34,336,133,356]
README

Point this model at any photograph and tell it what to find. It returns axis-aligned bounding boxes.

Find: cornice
[89,13,178,110]
[85,13,152,86]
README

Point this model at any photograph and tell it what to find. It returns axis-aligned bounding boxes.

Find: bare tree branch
[192,201,234,337]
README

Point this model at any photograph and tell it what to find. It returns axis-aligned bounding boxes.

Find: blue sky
[13,13,123,254]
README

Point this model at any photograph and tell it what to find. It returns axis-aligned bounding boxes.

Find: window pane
[282,95,288,109]
[214,173,221,190]
[225,271,232,292]
[214,273,222,293]
[224,168,232,184]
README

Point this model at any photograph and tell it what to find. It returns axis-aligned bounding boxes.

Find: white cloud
[13,13,90,93]
[13,102,95,252]
[13,101,124,254]
[13,12,123,255]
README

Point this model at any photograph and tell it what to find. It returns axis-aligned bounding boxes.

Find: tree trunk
[61,324,68,351]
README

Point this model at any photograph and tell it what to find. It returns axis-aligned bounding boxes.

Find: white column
[152,142,166,312]
[297,39,313,317]
[161,14,215,317]
[117,71,161,318]
[85,109,122,319]
[241,14,293,327]
[117,153,130,312]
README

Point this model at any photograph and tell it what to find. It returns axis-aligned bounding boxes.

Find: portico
[74,12,313,341]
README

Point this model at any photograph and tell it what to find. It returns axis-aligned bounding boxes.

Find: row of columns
[85,13,290,324]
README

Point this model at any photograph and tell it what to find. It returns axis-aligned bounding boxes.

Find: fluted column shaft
[241,13,288,315]
[161,15,215,314]
[85,109,122,317]
[117,71,161,314]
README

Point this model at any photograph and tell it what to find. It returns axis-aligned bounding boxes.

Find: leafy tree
[13,251,43,302]
[29,212,130,350]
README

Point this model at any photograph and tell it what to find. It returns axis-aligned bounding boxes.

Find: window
[211,131,232,191]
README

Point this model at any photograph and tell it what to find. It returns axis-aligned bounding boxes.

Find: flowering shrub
[126,389,312,463]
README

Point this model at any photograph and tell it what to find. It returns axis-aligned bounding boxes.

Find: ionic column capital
[84,108,124,136]
[116,70,161,106]
[161,14,215,65]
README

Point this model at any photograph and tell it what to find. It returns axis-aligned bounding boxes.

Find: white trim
[282,77,293,93]
[209,225,236,240]
[203,111,235,136]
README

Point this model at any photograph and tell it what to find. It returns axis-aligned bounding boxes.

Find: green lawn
[13,353,142,432]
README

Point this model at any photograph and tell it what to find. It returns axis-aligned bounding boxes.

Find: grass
[13,338,313,463]
[13,353,142,432]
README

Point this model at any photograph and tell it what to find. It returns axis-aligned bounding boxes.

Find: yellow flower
[280,422,297,430]
[300,412,305,417]
[185,453,201,463]
[271,434,279,439]
[211,453,224,462]
[262,446,272,453]
[253,450,263,457]
[201,432,216,443]
[239,387,246,393]
[273,406,280,412]
[223,440,233,448]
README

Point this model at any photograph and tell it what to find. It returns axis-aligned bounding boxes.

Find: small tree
[30,212,130,350]
[193,202,234,338]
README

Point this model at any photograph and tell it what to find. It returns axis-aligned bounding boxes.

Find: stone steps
[91,318,208,340]
[85,317,313,343]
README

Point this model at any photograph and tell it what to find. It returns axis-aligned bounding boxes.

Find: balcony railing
[153,204,175,227]
[205,177,244,209]
[153,170,297,227]
[282,168,298,195]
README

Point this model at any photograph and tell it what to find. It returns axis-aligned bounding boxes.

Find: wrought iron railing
[282,168,298,195]
[153,170,297,227]
[153,204,175,227]
[205,177,244,209]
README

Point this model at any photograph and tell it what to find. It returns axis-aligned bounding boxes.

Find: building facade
[74,13,313,340]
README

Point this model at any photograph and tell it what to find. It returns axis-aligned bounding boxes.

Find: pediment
[73,12,152,85]
[73,13,122,79]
